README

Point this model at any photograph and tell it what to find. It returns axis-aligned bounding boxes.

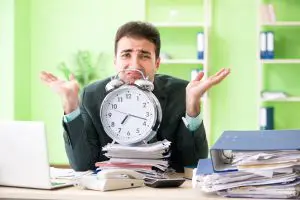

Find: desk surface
[0,180,241,200]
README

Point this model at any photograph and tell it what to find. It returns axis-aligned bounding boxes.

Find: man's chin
[121,77,139,85]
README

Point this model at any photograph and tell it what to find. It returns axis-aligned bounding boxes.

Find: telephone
[77,169,145,191]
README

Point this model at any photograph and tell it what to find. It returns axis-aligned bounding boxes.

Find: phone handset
[77,169,145,191]
[97,169,144,180]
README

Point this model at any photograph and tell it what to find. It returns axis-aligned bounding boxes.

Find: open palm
[40,71,79,97]
[40,71,80,113]
[185,68,230,116]
[186,68,230,99]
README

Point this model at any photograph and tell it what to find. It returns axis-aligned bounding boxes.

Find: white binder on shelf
[197,32,204,60]
[266,31,274,59]
[260,32,267,59]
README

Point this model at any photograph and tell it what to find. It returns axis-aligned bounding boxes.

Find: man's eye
[140,54,150,59]
[121,53,130,58]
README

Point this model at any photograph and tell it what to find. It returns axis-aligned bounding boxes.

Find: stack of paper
[193,152,300,199]
[50,167,93,180]
[95,139,172,178]
[261,91,287,100]
[193,130,300,199]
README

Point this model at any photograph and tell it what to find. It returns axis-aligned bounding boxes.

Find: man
[40,21,230,172]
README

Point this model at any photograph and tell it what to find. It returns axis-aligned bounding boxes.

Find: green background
[1,0,299,166]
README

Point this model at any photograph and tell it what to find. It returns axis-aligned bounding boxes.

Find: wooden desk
[0,180,233,200]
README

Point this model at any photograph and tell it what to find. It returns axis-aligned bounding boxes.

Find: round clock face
[100,85,158,145]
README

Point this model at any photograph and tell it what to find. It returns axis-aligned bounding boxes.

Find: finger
[194,71,205,81]
[210,69,230,85]
[218,68,230,79]
[46,72,58,81]
[69,73,75,81]
[40,71,58,82]
[215,68,226,76]
[209,68,226,80]
[39,71,52,83]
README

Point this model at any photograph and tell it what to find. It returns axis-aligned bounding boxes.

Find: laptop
[0,120,73,189]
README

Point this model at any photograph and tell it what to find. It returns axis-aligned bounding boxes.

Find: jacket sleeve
[62,88,101,171]
[175,119,208,169]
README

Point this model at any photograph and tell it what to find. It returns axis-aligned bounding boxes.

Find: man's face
[114,36,160,84]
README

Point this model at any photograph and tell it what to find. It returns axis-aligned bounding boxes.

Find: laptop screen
[0,121,52,189]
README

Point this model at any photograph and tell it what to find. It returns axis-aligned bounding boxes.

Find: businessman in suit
[40,21,230,172]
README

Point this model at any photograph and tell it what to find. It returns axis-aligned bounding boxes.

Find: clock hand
[114,110,128,115]
[121,115,129,124]
[114,110,147,121]
[128,114,147,121]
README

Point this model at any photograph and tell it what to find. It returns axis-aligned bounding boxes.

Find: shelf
[261,21,300,27]
[151,22,205,28]
[160,59,204,64]
[261,59,300,64]
[261,97,300,102]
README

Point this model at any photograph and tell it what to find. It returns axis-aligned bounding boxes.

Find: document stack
[95,139,171,178]
[193,130,300,199]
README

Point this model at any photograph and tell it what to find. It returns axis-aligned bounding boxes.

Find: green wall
[6,0,300,165]
[0,0,15,120]
[210,0,259,143]
[15,0,31,120]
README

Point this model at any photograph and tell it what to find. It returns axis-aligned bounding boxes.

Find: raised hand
[186,68,230,116]
[40,71,80,114]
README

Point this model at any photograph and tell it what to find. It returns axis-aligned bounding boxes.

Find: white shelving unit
[261,97,300,102]
[160,59,205,64]
[151,22,205,28]
[257,1,300,129]
[261,59,300,64]
[261,21,300,26]
[144,0,212,142]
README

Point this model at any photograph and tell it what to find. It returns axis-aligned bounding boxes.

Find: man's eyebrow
[120,49,151,55]
[120,49,133,53]
[139,50,151,55]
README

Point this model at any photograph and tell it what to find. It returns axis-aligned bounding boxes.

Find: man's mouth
[126,71,142,78]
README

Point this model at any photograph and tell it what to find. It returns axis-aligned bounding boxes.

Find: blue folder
[210,130,300,172]
[195,158,214,176]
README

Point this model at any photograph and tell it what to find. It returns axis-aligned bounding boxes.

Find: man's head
[114,21,161,83]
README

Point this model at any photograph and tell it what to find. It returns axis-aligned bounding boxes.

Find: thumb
[69,73,75,81]
[194,71,204,81]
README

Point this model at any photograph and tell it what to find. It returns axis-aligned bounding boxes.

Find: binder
[266,31,274,59]
[210,129,300,172]
[197,32,204,60]
[259,106,274,130]
[195,158,214,176]
[260,32,267,59]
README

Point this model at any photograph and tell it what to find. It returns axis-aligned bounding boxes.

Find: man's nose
[130,55,140,66]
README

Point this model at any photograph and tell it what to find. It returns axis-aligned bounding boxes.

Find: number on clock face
[101,87,156,144]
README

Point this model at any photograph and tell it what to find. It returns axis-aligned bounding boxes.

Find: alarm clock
[99,69,162,145]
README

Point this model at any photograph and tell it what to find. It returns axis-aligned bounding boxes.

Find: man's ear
[155,57,161,70]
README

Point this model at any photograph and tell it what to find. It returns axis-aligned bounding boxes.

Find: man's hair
[114,21,161,59]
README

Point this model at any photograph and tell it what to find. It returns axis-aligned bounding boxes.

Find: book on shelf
[260,4,276,24]
[259,106,274,130]
[261,91,288,100]
[260,31,274,59]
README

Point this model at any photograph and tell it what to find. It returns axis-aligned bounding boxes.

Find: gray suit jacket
[63,74,208,172]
